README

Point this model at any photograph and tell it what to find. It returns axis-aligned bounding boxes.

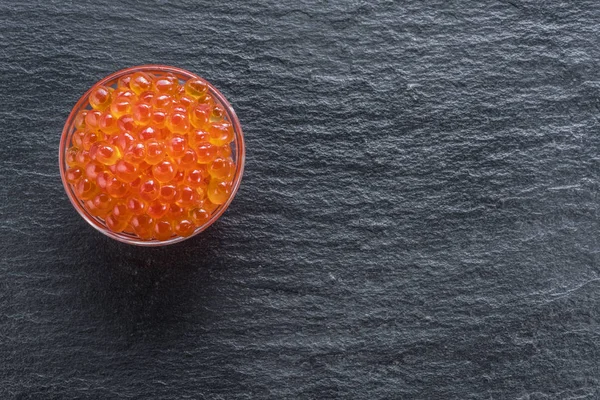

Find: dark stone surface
[2,0,600,398]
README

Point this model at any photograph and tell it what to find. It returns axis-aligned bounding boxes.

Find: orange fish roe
[64,70,238,241]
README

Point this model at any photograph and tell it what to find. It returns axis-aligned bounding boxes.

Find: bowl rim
[59,64,245,246]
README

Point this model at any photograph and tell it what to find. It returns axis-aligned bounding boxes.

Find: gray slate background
[2,0,600,399]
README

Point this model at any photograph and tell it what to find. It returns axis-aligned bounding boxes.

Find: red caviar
[63,69,239,242]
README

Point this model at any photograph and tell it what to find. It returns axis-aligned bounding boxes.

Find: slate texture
[2,0,600,399]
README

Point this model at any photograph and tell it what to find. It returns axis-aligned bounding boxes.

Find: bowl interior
[59,65,245,246]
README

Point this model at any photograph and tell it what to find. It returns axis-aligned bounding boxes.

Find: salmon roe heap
[63,69,239,243]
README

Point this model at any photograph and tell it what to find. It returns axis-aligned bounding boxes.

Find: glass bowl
[59,65,245,246]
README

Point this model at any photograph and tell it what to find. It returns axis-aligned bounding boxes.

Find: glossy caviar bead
[89,86,112,111]
[130,72,153,95]
[112,202,131,220]
[115,160,139,183]
[76,178,99,200]
[175,186,197,207]
[165,135,187,158]
[117,75,131,88]
[95,142,121,165]
[124,141,146,164]
[144,140,165,165]
[152,160,177,183]
[166,112,190,134]
[139,91,155,104]
[190,207,210,226]
[151,109,168,128]
[89,142,100,160]
[189,129,210,148]
[117,114,136,132]
[212,104,225,119]
[154,74,178,95]
[75,149,91,166]
[208,121,234,146]
[207,179,232,205]
[74,110,88,130]
[132,101,153,126]
[86,199,100,218]
[152,94,173,109]
[85,110,103,132]
[71,130,85,148]
[114,88,135,99]
[106,176,130,198]
[139,126,158,141]
[195,142,218,164]
[126,196,146,215]
[99,112,120,135]
[85,161,104,180]
[95,171,112,189]
[184,79,208,99]
[82,131,103,151]
[174,219,195,237]
[158,185,178,203]
[85,199,101,217]
[66,167,83,184]
[167,204,186,220]
[153,219,174,241]
[178,148,198,170]
[108,134,119,147]
[106,212,129,233]
[139,178,160,202]
[147,200,169,219]
[66,147,78,166]
[189,104,211,129]
[171,103,187,114]
[110,96,132,118]
[186,167,209,188]
[115,131,136,153]
[208,157,235,180]
[177,94,196,110]
[92,193,114,216]
[130,214,154,240]
[199,93,214,108]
